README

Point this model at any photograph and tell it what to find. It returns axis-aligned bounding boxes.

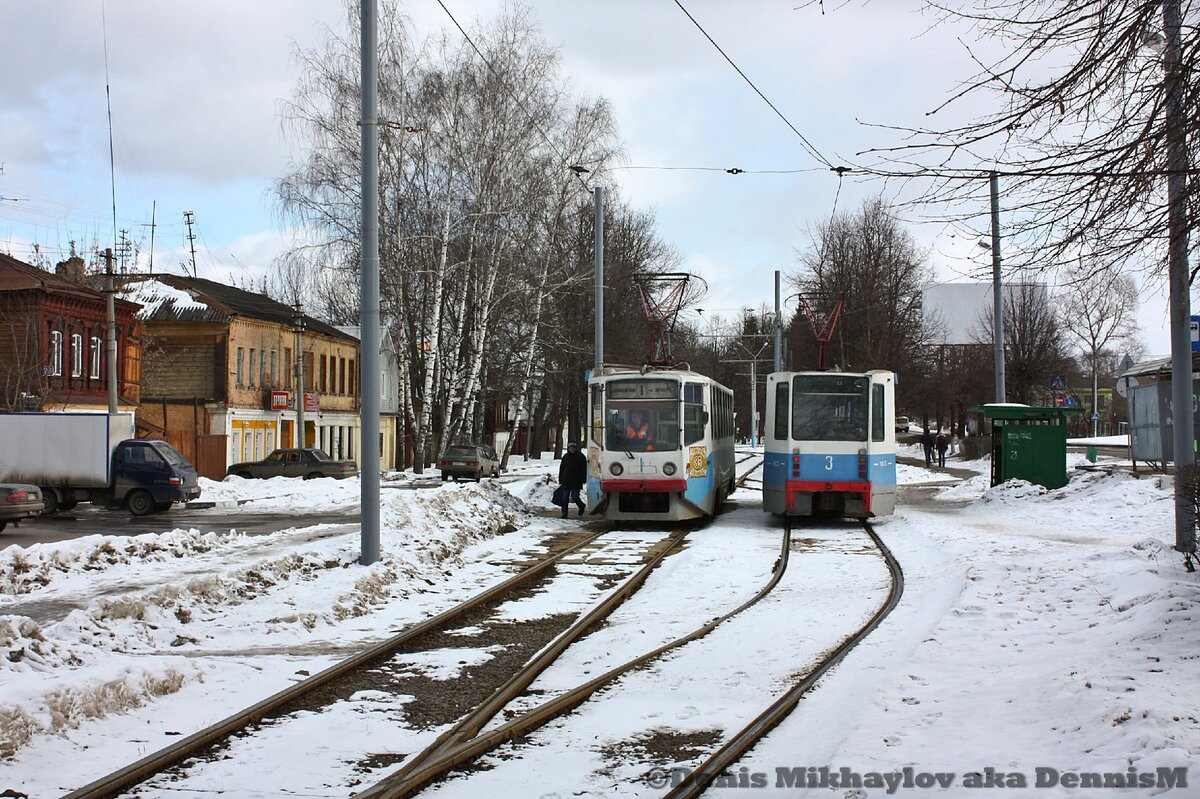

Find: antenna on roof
[101,0,119,258]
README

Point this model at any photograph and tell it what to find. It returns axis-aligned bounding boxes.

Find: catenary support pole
[989,171,1006,404]
[774,270,782,373]
[750,357,758,449]
[359,0,381,566]
[594,186,604,371]
[1163,0,1196,555]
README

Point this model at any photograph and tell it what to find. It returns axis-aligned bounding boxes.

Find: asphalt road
[1,505,360,548]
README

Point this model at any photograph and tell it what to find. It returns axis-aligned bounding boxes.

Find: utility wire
[672,0,833,169]
[434,0,592,194]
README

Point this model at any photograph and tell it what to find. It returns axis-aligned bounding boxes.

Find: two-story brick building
[132,276,361,478]
[0,253,142,413]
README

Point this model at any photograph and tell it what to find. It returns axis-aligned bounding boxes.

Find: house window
[70,333,83,378]
[124,338,141,387]
[339,357,346,394]
[320,355,327,393]
[303,351,315,391]
[284,347,292,389]
[258,348,265,388]
[349,359,355,397]
[49,330,63,376]
[90,336,102,379]
[269,350,277,388]
[236,347,245,386]
[249,348,257,388]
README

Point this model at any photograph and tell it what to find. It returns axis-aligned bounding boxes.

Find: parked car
[0,484,44,532]
[895,416,911,433]
[227,448,359,480]
[438,444,501,481]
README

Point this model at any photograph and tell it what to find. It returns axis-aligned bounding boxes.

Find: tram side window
[872,383,885,442]
[590,385,603,446]
[774,382,789,440]
[684,383,705,444]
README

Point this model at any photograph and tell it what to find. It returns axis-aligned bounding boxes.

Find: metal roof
[967,403,1084,419]
[1117,354,1200,379]
[0,253,141,312]
[136,275,356,341]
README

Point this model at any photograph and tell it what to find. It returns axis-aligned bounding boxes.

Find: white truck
[0,412,201,516]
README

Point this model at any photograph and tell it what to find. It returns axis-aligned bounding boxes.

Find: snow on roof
[127,279,210,318]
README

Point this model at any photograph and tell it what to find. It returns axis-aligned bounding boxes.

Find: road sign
[1192,316,1200,353]
[1049,374,1068,391]
[1064,395,1078,407]
[1090,412,1100,422]
[1054,395,1066,407]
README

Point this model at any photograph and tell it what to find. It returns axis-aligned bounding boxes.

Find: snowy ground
[0,449,1195,797]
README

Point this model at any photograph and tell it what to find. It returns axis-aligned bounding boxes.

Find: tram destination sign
[608,379,678,400]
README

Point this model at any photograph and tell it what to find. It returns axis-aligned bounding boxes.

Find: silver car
[0,484,44,532]
[438,445,501,481]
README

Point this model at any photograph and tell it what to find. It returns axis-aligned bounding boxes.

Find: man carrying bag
[556,442,588,518]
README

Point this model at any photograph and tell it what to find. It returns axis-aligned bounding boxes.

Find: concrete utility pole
[989,171,1006,404]
[359,0,381,566]
[594,186,604,371]
[293,303,306,448]
[774,270,783,373]
[1163,0,1196,556]
[103,248,118,414]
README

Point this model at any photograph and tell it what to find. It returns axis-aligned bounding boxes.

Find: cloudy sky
[0,0,1182,356]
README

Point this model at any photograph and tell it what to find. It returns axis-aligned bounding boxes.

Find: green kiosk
[968,404,1083,490]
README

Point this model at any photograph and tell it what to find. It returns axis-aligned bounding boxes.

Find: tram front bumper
[787,479,872,517]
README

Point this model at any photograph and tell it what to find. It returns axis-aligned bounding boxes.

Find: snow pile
[0,529,239,595]
[198,474,362,508]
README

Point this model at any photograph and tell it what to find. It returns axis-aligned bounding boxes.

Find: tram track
[60,457,769,799]
[355,459,780,799]
[660,519,904,799]
[61,527,635,799]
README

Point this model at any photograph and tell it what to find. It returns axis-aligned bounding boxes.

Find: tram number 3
[825,456,834,471]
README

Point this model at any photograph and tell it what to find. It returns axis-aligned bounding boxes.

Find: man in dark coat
[920,429,934,467]
[557,442,588,518]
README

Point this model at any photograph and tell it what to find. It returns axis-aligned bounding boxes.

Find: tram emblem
[687,446,708,478]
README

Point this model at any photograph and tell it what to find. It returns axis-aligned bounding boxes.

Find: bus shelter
[968,404,1083,490]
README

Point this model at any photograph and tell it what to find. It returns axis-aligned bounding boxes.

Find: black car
[0,484,44,532]
[438,444,501,481]
[227,448,359,480]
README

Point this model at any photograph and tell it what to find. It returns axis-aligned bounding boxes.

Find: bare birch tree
[1057,262,1142,433]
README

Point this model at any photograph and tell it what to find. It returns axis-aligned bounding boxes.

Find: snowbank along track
[61,457,764,798]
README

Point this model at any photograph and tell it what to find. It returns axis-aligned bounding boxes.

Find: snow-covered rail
[60,527,625,799]
[661,519,904,799]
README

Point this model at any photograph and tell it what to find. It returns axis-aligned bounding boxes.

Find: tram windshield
[605,378,681,452]
[791,374,869,442]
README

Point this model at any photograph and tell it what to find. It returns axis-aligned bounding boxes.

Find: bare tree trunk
[499,253,551,470]
[412,190,453,473]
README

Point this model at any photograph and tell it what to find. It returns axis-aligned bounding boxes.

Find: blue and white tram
[586,364,735,521]
[762,370,896,518]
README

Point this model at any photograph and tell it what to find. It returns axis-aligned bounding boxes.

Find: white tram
[586,364,736,521]
[762,370,897,518]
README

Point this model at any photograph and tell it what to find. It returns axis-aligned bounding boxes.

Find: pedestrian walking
[920,429,934,467]
[935,431,949,468]
[557,442,588,518]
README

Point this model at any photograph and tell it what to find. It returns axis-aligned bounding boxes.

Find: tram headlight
[610,462,624,476]
[663,462,677,476]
